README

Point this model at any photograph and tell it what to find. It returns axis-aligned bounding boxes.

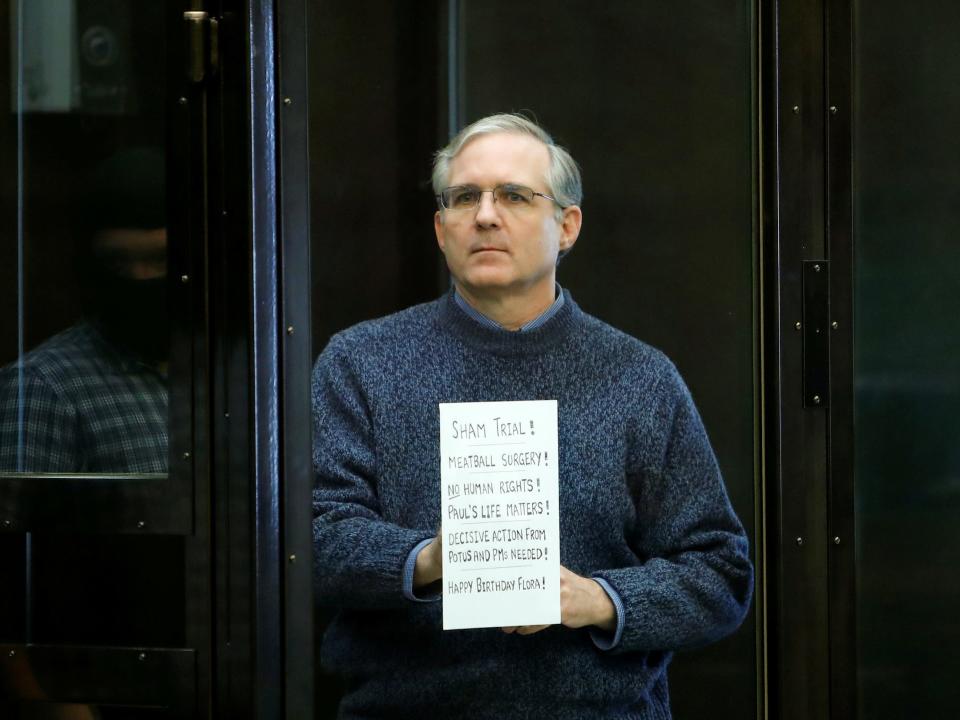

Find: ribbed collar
[437,287,581,357]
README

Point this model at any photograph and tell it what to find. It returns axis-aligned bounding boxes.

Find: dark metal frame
[763,0,830,717]
[247,0,284,713]
[824,0,856,716]
[207,0,313,715]
[763,0,856,717]
[276,0,315,715]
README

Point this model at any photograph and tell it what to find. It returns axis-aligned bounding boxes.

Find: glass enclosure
[1,1,192,716]
[853,0,960,716]
[309,1,758,716]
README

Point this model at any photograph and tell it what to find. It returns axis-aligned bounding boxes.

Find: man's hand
[502,566,616,635]
[414,533,443,588]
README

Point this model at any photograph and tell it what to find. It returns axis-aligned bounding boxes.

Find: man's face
[434,132,581,303]
[92,227,167,279]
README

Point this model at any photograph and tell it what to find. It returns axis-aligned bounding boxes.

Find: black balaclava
[78,147,168,365]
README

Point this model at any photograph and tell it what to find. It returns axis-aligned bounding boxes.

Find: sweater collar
[438,286,580,356]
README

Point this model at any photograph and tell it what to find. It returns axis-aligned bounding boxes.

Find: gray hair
[431,113,582,211]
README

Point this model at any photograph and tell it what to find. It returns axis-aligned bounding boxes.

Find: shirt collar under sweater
[439,286,579,357]
[453,283,565,332]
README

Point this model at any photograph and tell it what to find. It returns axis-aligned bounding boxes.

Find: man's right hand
[413,533,443,588]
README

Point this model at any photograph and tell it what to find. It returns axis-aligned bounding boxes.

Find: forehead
[447,132,550,186]
[93,227,167,263]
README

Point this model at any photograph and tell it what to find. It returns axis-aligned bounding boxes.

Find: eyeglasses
[437,183,561,211]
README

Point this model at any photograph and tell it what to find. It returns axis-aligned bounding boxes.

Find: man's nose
[474,191,501,227]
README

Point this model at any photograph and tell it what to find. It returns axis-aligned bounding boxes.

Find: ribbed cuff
[403,538,442,602]
[589,576,625,650]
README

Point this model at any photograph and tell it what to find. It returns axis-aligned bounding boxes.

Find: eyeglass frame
[435,183,565,211]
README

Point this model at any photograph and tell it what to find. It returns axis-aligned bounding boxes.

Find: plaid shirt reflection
[0,321,167,473]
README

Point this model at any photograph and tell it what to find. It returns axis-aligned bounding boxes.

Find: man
[0,147,168,473]
[312,114,753,718]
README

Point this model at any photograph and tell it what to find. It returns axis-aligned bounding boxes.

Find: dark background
[853,0,960,716]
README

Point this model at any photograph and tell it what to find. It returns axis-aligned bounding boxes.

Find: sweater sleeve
[312,338,435,609]
[593,363,754,654]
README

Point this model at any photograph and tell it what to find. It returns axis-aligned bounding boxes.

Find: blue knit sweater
[312,290,753,719]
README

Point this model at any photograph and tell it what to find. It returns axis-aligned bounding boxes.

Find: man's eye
[499,186,531,204]
[452,191,477,206]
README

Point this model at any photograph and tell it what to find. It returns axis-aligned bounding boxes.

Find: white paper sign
[439,400,560,630]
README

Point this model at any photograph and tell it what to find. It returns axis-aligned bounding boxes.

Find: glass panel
[0,0,189,709]
[854,1,960,717]
[308,4,445,714]
[460,2,757,717]
[0,0,170,475]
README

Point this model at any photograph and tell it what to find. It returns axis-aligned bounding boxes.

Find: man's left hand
[501,565,616,636]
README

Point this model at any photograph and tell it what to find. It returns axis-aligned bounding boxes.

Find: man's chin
[457,273,515,294]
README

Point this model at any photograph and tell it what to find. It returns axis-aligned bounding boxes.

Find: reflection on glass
[2,1,169,476]
[2,703,99,720]
[0,149,169,473]
[1,703,167,720]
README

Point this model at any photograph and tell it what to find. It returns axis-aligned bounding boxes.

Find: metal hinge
[802,261,830,408]
[184,11,219,83]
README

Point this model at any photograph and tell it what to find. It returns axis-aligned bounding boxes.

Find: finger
[515,624,550,635]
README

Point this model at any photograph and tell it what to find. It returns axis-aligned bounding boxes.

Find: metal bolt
[178,97,187,106]
[286,326,295,335]
[813,395,821,405]
[796,537,804,546]
[288,554,297,563]
[8,650,15,658]
[794,322,802,331]
[792,105,800,114]
[814,264,821,272]
[2,520,10,528]
[181,274,189,284]
[832,321,839,330]
[833,536,841,545]
[283,97,292,106]
[137,521,146,529]
[224,412,230,419]
[138,652,146,662]
[830,106,838,115]
[182,452,191,460]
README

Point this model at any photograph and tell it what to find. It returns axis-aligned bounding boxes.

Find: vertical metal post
[276,0,315,716]
[248,0,283,716]
[825,0,856,716]
[764,0,833,716]
[446,0,462,137]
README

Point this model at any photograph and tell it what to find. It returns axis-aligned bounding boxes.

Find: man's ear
[434,210,446,252]
[558,205,582,253]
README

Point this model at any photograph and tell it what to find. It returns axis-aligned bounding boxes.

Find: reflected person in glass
[312,113,753,719]
[0,148,168,474]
